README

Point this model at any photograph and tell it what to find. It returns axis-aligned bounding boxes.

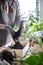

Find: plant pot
[0,29,8,47]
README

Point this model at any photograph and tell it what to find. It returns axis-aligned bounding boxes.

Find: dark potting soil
[0,49,16,64]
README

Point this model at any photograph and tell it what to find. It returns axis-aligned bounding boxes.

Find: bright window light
[19,0,36,16]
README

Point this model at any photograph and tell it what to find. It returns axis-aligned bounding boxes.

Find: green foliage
[20,52,43,65]
[13,25,19,32]
[37,37,43,47]
[23,13,43,47]
[24,14,43,39]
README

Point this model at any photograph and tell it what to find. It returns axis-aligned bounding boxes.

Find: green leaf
[38,52,43,62]
[13,25,19,32]
[37,37,43,47]
[23,55,40,65]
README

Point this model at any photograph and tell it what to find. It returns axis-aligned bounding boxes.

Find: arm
[13,0,24,40]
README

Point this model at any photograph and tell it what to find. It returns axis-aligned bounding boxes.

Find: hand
[0,24,5,29]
